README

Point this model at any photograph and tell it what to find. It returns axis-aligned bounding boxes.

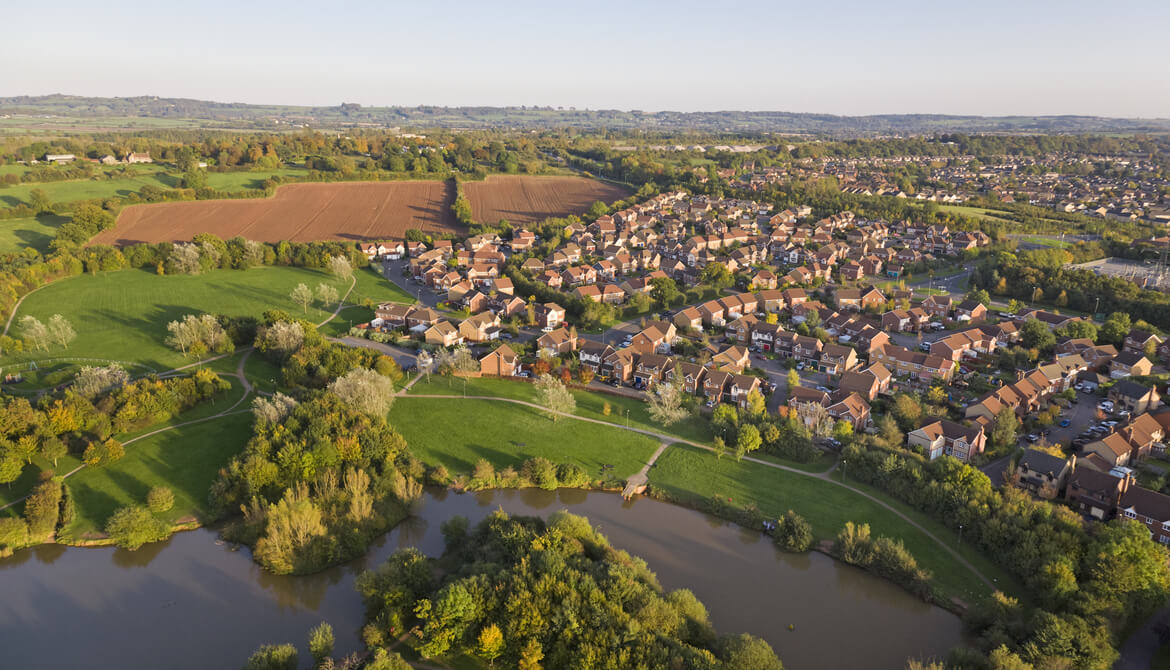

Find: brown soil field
[92,180,459,246]
[464,175,631,226]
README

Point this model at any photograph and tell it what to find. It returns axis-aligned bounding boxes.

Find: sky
[5,0,1170,117]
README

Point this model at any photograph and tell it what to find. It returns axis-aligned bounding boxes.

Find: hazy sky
[6,0,1169,117]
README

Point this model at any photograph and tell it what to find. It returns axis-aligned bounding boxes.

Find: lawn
[0,214,68,252]
[58,410,254,541]
[650,444,996,604]
[1019,235,1072,249]
[4,266,341,371]
[389,396,661,479]
[203,167,308,192]
[349,265,417,305]
[407,376,714,445]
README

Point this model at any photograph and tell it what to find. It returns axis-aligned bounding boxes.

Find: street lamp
[842,458,847,482]
[958,524,964,546]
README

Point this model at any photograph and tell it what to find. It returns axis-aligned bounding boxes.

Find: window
[1124,509,1138,520]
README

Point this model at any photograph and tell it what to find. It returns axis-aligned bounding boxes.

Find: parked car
[816,386,831,393]
[704,399,717,408]
[1059,419,1071,427]
[1026,433,1040,442]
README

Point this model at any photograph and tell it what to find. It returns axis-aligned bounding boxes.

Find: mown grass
[0,214,68,252]
[407,376,713,445]
[389,396,661,479]
[650,444,997,604]
[59,411,254,540]
[4,266,340,371]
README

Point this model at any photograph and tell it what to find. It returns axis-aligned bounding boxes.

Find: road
[380,258,442,308]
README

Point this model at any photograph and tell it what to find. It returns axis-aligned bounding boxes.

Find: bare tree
[73,364,130,399]
[329,255,353,282]
[290,283,313,313]
[168,243,202,275]
[243,239,266,267]
[316,283,339,307]
[260,321,305,357]
[165,314,230,355]
[19,316,49,352]
[647,379,689,426]
[534,374,576,421]
[329,367,395,415]
[252,393,298,425]
[797,402,835,437]
[46,315,76,349]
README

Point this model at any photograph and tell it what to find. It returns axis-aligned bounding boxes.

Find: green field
[4,266,342,370]
[1018,235,1072,249]
[0,165,308,210]
[650,445,1000,604]
[407,376,713,445]
[390,396,661,478]
[0,214,68,252]
[58,411,254,541]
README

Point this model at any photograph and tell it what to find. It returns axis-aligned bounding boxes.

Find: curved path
[400,389,996,592]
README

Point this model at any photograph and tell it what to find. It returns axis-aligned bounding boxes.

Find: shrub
[521,457,558,490]
[0,517,30,550]
[243,643,298,670]
[773,510,813,553]
[147,486,175,513]
[23,479,62,538]
[104,505,170,550]
[555,462,591,488]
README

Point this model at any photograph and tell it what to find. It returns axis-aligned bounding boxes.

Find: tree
[104,505,170,550]
[786,368,801,391]
[43,314,74,350]
[243,643,298,670]
[744,389,767,419]
[166,314,231,356]
[40,437,67,467]
[476,624,504,667]
[518,639,544,670]
[1021,318,1056,350]
[290,283,314,313]
[146,487,174,513]
[719,634,783,670]
[73,363,129,398]
[966,288,991,306]
[328,255,353,282]
[991,407,1020,450]
[315,283,339,307]
[167,242,203,275]
[649,276,681,307]
[309,622,335,664]
[647,380,689,426]
[737,423,762,455]
[534,374,575,421]
[891,393,923,432]
[23,480,61,538]
[1061,319,1098,342]
[29,188,53,214]
[19,316,50,352]
[259,321,305,358]
[1101,312,1133,346]
[329,367,395,416]
[832,420,854,445]
[773,510,813,552]
[0,452,21,488]
[699,262,733,289]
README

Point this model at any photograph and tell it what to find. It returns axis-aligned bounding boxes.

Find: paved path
[624,441,670,498]
[400,392,996,591]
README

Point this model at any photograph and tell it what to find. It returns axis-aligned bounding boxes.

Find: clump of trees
[832,521,934,601]
[72,363,130,399]
[19,314,75,352]
[711,402,820,463]
[357,510,782,669]
[462,456,595,492]
[105,504,171,550]
[165,313,233,357]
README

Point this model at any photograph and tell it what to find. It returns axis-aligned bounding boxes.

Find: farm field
[3,266,340,370]
[464,175,631,225]
[91,180,459,246]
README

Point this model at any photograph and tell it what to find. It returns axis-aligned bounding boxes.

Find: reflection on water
[0,488,963,670]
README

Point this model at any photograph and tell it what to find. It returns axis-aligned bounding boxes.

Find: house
[1125,329,1163,355]
[458,312,501,343]
[667,361,708,395]
[702,369,733,403]
[375,303,414,328]
[907,420,986,463]
[480,344,519,377]
[1013,450,1074,499]
[537,327,578,356]
[728,375,762,407]
[1015,309,1084,331]
[1065,465,1128,520]
[536,303,565,329]
[839,369,880,401]
[1118,485,1170,546]
[826,391,871,430]
[711,345,750,373]
[1109,380,1162,415]
[126,152,153,164]
[423,320,462,347]
[405,307,441,330]
[954,300,988,322]
[633,353,673,388]
[819,344,859,376]
[871,345,953,382]
[578,341,614,373]
[921,295,952,320]
[673,306,703,332]
[1084,431,1137,468]
[1111,351,1153,378]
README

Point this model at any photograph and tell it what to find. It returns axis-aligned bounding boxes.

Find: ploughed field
[464,175,631,225]
[91,180,458,246]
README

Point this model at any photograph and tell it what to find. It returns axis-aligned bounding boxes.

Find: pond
[0,488,963,669]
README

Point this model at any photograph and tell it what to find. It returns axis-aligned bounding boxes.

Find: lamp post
[842,458,847,482]
[958,524,964,546]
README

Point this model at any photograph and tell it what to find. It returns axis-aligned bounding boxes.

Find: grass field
[0,166,308,210]
[390,396,661,478]
[407,376,713,445]
[0,214,68,252]
[58,411,254,541]
[4,266,340,370]
[1018,235,1072,249]
[649,445,999,604]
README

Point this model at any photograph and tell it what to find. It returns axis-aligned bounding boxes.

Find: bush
[556,462,591,488]
[521,457,558,490]
[0,517,30,550]
[104,505,170,550]
[147,486,175,513]
[773,510,813,553]
[23,479,62,538]
[243,643,298,670]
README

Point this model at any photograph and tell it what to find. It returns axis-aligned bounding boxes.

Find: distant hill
[2,94,1169,136]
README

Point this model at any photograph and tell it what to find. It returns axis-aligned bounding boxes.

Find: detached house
[907,420,986,463]
[480,344,519,377]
